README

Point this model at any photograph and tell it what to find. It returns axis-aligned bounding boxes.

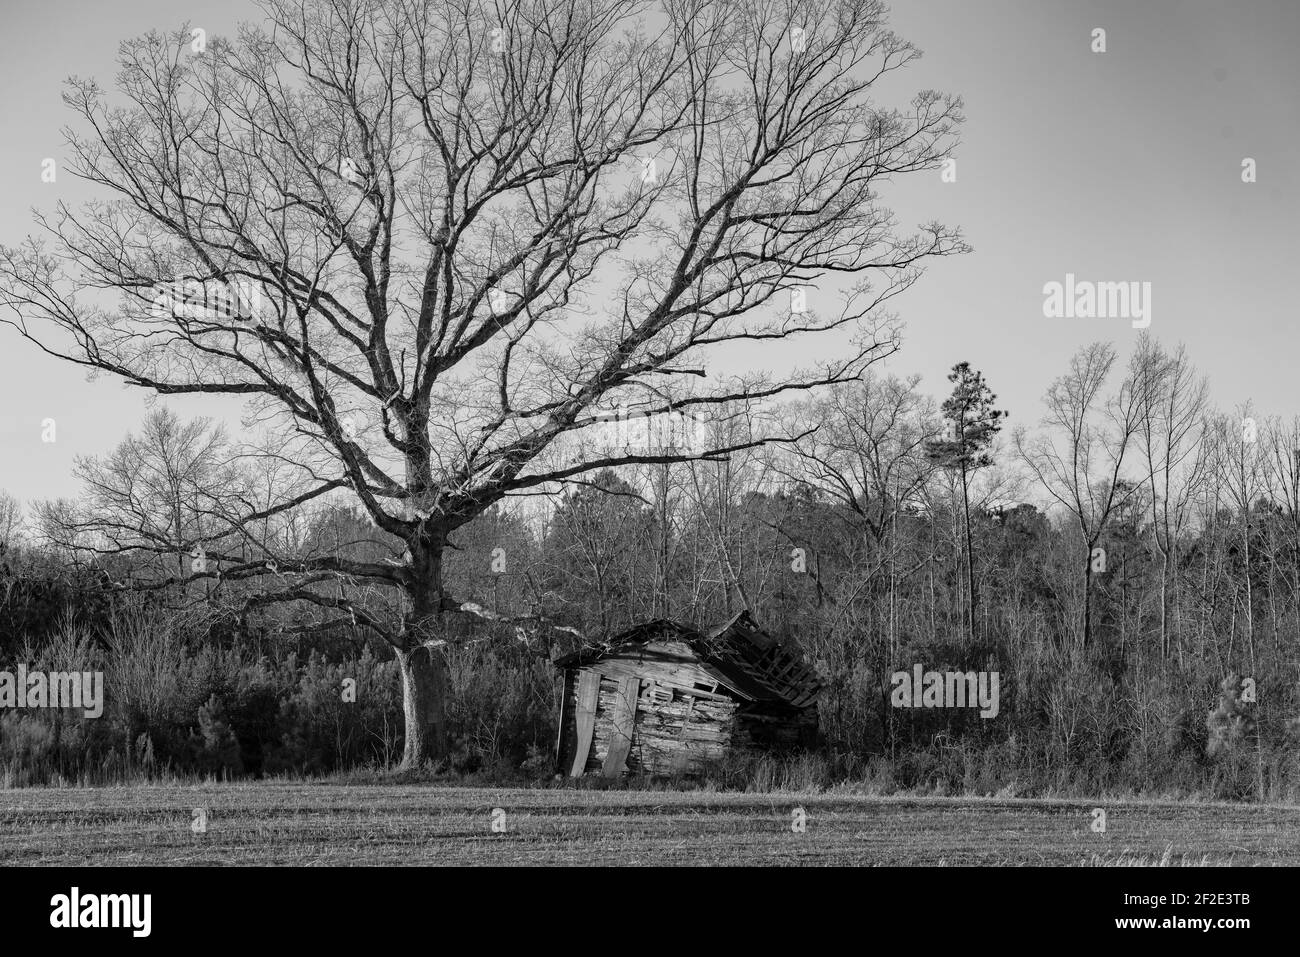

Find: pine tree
[1206,674,1254,758]
[925,362,1006,643]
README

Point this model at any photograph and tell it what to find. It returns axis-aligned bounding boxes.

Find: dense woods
[4,334,1299,800]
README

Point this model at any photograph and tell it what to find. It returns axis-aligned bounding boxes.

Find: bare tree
[787,374,938,544]
[1210,404,1266,672]
[1262,416,1300,641]
[0,492,22,548]
[541,468,654,635]
[1131,335,1208,660]
[1016,342,1145,649]
[38,408,246,581]
[784,373,939,631]
[782,372,938,747]
[682,405,779,617]
[0,0,963,765]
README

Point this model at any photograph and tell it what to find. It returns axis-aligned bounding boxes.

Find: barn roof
[554,611,821,709]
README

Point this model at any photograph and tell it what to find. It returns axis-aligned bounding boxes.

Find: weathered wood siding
[561,665,741,776]
[557,636,820,777]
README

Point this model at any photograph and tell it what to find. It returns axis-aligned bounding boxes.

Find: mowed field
[2,785,1299,865]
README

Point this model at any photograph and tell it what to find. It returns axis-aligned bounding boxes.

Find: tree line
[3,333,1299,799]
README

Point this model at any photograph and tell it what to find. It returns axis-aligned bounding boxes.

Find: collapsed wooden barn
[554,611,821,777]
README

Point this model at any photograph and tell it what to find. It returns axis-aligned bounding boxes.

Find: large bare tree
[0,0,963,765]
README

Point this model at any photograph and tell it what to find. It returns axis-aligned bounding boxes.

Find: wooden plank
[554,669,572,768]
[585,658,733,700]
[569,669,602,777]
[601,675,640,778]
[676,695,696,741]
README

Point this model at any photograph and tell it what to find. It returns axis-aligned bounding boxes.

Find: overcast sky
[1,0,1297,505]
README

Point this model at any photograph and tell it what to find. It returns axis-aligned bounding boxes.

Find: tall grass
[5,605,1300,801]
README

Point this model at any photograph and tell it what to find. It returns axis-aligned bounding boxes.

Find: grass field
[2,784,1298,865]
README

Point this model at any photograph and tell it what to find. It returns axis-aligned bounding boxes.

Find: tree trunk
[1242,491,1255,673]
[928,519,938,641]
[1082,549,1093,649]
[397,644,449,769]
[960,464,975,644]
[951,493,961,636]
[399,536,450,769]
[1158,548,1170,659]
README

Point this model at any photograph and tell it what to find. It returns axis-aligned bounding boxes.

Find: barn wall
[557,635,821,777]
[628,684,737,774]
[585,640,731,694]
[560,665,741,776]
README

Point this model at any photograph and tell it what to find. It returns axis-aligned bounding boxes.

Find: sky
[0,0,1298,505]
